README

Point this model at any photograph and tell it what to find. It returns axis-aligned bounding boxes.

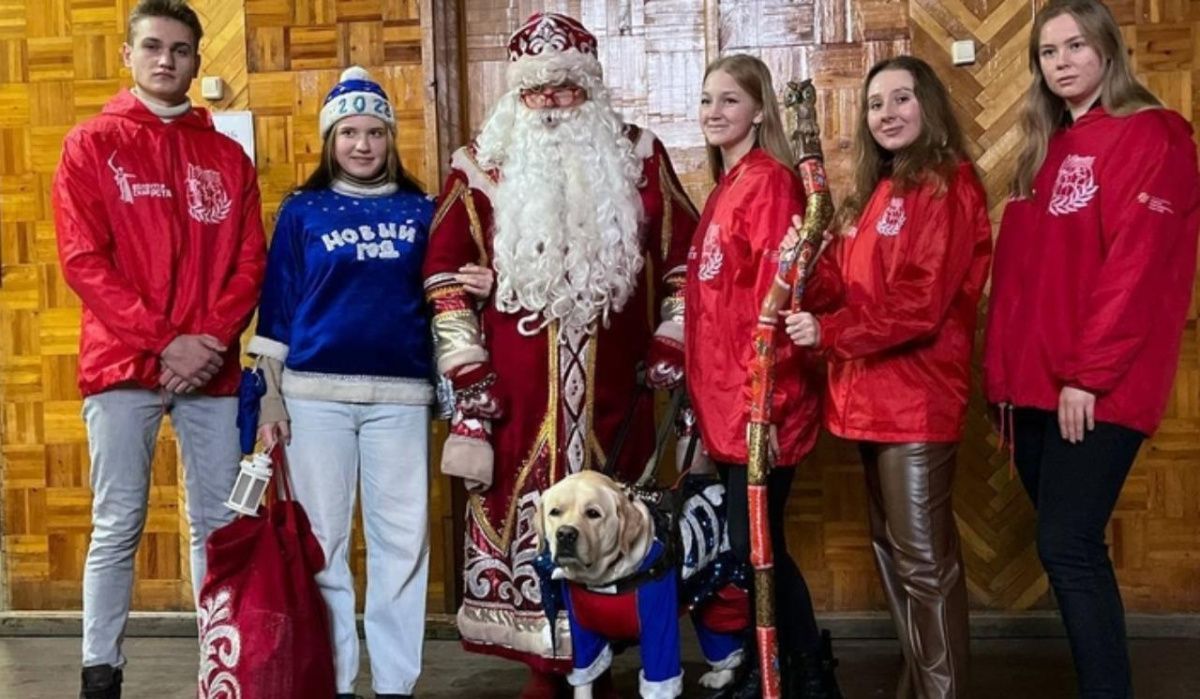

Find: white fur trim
[639,670,684,698]
[451,147,497,200]
[567,644,613,686]
[654,320,683,344]
[704,647,744,672]
[247,335,289,362]
[506,49,603,90]
[281,369,433,405]
[633,127,658,160]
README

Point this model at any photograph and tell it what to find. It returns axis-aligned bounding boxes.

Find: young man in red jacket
[52,2,266,697]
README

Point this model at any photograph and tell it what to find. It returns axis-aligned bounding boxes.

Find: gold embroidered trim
[431,179,464,233]
[470,322,559,551]
[463,185,489,267]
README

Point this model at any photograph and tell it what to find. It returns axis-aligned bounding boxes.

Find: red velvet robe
[423,125,697,670]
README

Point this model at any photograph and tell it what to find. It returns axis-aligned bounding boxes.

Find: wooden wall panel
[0,0,448,613]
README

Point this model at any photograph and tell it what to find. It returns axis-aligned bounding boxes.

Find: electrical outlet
[952,40,976,66]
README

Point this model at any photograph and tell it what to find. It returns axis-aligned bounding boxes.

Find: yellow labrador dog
[536,470,743,699]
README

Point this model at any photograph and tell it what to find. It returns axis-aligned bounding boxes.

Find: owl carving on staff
[785,79,822,162]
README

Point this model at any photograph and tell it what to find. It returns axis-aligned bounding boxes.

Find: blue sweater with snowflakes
[248,184,435,404]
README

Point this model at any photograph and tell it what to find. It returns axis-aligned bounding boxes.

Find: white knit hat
[319,66,396,139]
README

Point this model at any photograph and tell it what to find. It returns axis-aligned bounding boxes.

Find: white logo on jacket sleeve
[108,152,173,203]
[186,164,233,224]
[1048,154,1098,216]
[697,223,724,282]
[875,197,906,236]
[1138,191,1174,214]
[197,588,242,699]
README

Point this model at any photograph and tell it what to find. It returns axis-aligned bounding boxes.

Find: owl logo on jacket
[875,197,906,237]
[1048,154,1098,216]
[186,164,233,225]
[697,223,724,282]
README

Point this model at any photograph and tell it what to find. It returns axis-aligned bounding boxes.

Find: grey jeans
[81,389,240,668]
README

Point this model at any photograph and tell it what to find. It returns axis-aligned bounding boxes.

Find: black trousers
[1012,408,1144,699]
[718,463,821,655]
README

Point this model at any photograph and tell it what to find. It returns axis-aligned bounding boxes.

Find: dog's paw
[698,668,735,689]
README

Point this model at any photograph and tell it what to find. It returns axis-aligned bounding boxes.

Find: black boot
[80,664,122,699]
[787,650,827,699]
[705,660,763,699]
[732,662,763,699]
[817,629,843,699]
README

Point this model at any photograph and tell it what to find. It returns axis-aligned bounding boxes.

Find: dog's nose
[556,526,578,546]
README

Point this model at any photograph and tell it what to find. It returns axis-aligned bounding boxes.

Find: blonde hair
[837,55,971,230]
[702,54,793,182]
[1012,0,1161,197]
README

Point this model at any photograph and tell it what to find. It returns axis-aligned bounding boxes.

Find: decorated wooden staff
[744,78,834,699]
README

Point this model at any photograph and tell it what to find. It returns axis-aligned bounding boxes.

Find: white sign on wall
[212,111,256,166]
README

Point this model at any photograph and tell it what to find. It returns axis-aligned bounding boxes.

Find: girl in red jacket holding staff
[686,53,843,698]
[983,1,1200,696]
[786,56,991,698]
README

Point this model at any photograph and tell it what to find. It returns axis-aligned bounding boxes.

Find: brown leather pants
[860,442,970,699]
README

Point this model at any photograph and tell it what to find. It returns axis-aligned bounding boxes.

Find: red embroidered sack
[196,447,335,698]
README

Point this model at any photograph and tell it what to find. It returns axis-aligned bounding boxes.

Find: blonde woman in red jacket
[686,54,843,698]
[983,1,1200,696]
[786,56,991,699]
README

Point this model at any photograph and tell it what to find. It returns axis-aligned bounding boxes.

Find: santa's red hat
[505,12,603,90]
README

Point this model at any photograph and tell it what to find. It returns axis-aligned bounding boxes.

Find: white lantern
[225,452,273,516]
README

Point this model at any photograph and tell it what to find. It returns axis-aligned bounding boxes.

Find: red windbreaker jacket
[685,149,841,466]
[983,108,1200,435]
[819,161,992,442]
[53,89,266,397]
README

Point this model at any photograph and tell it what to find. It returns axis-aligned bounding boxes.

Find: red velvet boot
[519,669,571,699]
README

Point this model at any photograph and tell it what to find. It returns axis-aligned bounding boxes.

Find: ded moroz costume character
[421,11,699,690]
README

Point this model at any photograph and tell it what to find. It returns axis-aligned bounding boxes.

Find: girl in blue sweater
[248,66,487,699]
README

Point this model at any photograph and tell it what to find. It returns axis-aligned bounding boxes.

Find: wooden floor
[3,634,1198,698]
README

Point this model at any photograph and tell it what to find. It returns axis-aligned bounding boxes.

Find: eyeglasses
[519,85,586,109]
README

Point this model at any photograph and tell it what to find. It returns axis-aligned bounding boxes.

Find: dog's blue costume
[538,479,749,698]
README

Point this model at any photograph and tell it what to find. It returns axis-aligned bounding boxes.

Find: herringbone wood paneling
[908,0,1200,612]
[0,0,449,613]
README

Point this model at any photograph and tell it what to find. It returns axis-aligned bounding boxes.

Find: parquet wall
[0,0,449,612]
[3,0,1199,614]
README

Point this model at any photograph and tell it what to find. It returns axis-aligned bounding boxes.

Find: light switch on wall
[201,76,225,101]
[952,40,976,66]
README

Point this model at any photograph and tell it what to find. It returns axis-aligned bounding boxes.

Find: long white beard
[476,92,645,336]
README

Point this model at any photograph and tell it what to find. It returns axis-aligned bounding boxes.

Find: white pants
[81,389,240,668]
[284,398,431,696]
